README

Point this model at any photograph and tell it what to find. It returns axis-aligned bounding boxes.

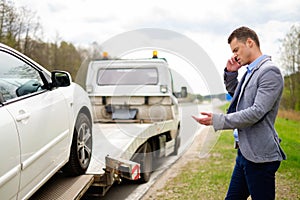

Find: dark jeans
[225,149,280,200]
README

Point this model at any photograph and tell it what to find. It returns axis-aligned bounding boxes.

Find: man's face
[230,37,251,66]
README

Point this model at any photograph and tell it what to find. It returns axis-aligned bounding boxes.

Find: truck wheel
[173,135,181,156]
[63,113,92,176]
[139,142,153,183]
[172,128,181,156]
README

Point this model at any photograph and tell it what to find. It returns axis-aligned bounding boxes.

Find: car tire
[63,112,92,176]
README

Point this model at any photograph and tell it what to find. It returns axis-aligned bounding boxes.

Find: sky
[15,0,300,95]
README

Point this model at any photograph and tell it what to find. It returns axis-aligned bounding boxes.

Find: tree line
[0,0,104,84]
[279,25,300,111]
[0,0,299,111]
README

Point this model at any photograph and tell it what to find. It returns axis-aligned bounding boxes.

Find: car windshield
[97,68,158,85]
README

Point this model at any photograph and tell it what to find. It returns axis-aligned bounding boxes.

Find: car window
[0,51,44,102]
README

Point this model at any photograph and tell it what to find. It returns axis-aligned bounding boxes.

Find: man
[193,26,286,200]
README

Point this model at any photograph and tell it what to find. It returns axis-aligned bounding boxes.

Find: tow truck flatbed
[87,120,177,174]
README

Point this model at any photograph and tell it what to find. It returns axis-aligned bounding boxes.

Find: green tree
[279,24,300,111]
[56,41,82,79]
[0,0,41,51]
[0,0,18,47]
[0,0,106,88]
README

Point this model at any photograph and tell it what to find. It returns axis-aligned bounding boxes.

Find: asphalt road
[83,103,213,199]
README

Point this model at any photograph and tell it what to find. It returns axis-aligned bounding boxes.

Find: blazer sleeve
[224,68,239,97]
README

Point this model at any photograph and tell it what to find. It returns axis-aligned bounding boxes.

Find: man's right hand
[226,56,242,72]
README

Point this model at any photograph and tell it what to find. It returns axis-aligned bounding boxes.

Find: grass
[154,107,300,200]
[275,117,300,200]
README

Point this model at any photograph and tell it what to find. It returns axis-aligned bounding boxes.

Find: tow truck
[30,51,186,198]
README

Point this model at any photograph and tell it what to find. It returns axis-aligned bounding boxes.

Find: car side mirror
[51,71,71,87]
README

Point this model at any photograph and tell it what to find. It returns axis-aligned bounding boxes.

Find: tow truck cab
[85,53,181,123]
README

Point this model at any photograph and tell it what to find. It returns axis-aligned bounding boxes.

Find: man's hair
[228,26,260,48]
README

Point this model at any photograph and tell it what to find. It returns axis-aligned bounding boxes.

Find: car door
[0,106,21,199]
[0,49,71,199]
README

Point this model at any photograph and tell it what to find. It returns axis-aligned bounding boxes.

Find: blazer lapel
[238,57,270,98]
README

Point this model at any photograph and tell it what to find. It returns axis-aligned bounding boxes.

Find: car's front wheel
[63,112,92,176]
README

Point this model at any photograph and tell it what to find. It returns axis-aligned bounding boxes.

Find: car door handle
[16,112,31,122]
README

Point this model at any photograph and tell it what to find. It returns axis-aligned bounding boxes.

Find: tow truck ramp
[29,173,94,200]
[30,156,141,199]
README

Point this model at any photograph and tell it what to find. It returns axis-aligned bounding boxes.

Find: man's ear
[246,38,254,48]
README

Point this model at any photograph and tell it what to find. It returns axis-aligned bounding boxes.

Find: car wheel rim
[77,123,92,168]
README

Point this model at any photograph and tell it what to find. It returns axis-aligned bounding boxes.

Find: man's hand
[226,56,242,72]
[192,112,213,126]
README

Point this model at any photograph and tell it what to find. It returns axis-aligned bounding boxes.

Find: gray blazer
[213,56,286,163]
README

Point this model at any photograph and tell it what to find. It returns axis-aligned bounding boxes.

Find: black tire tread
[62,113,92,176]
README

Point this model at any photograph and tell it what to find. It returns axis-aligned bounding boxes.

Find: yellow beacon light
[152,50,158,58]
[102,51,108,59]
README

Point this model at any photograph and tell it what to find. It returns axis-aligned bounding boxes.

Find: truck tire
[172,127,181,156]
[173,135,181,156]
[139,142,153,183]
[63,113,92,176]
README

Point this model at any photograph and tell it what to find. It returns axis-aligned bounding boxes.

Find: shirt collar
[246,54,267,74]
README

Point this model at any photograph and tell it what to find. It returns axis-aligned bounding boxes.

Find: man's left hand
[192,112,213,126]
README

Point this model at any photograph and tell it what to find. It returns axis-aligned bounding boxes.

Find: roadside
[141,102,226,200]
[141,107,300,200]
[141,125,214,200]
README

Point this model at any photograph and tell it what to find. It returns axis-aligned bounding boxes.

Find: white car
[0,43,93,199]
